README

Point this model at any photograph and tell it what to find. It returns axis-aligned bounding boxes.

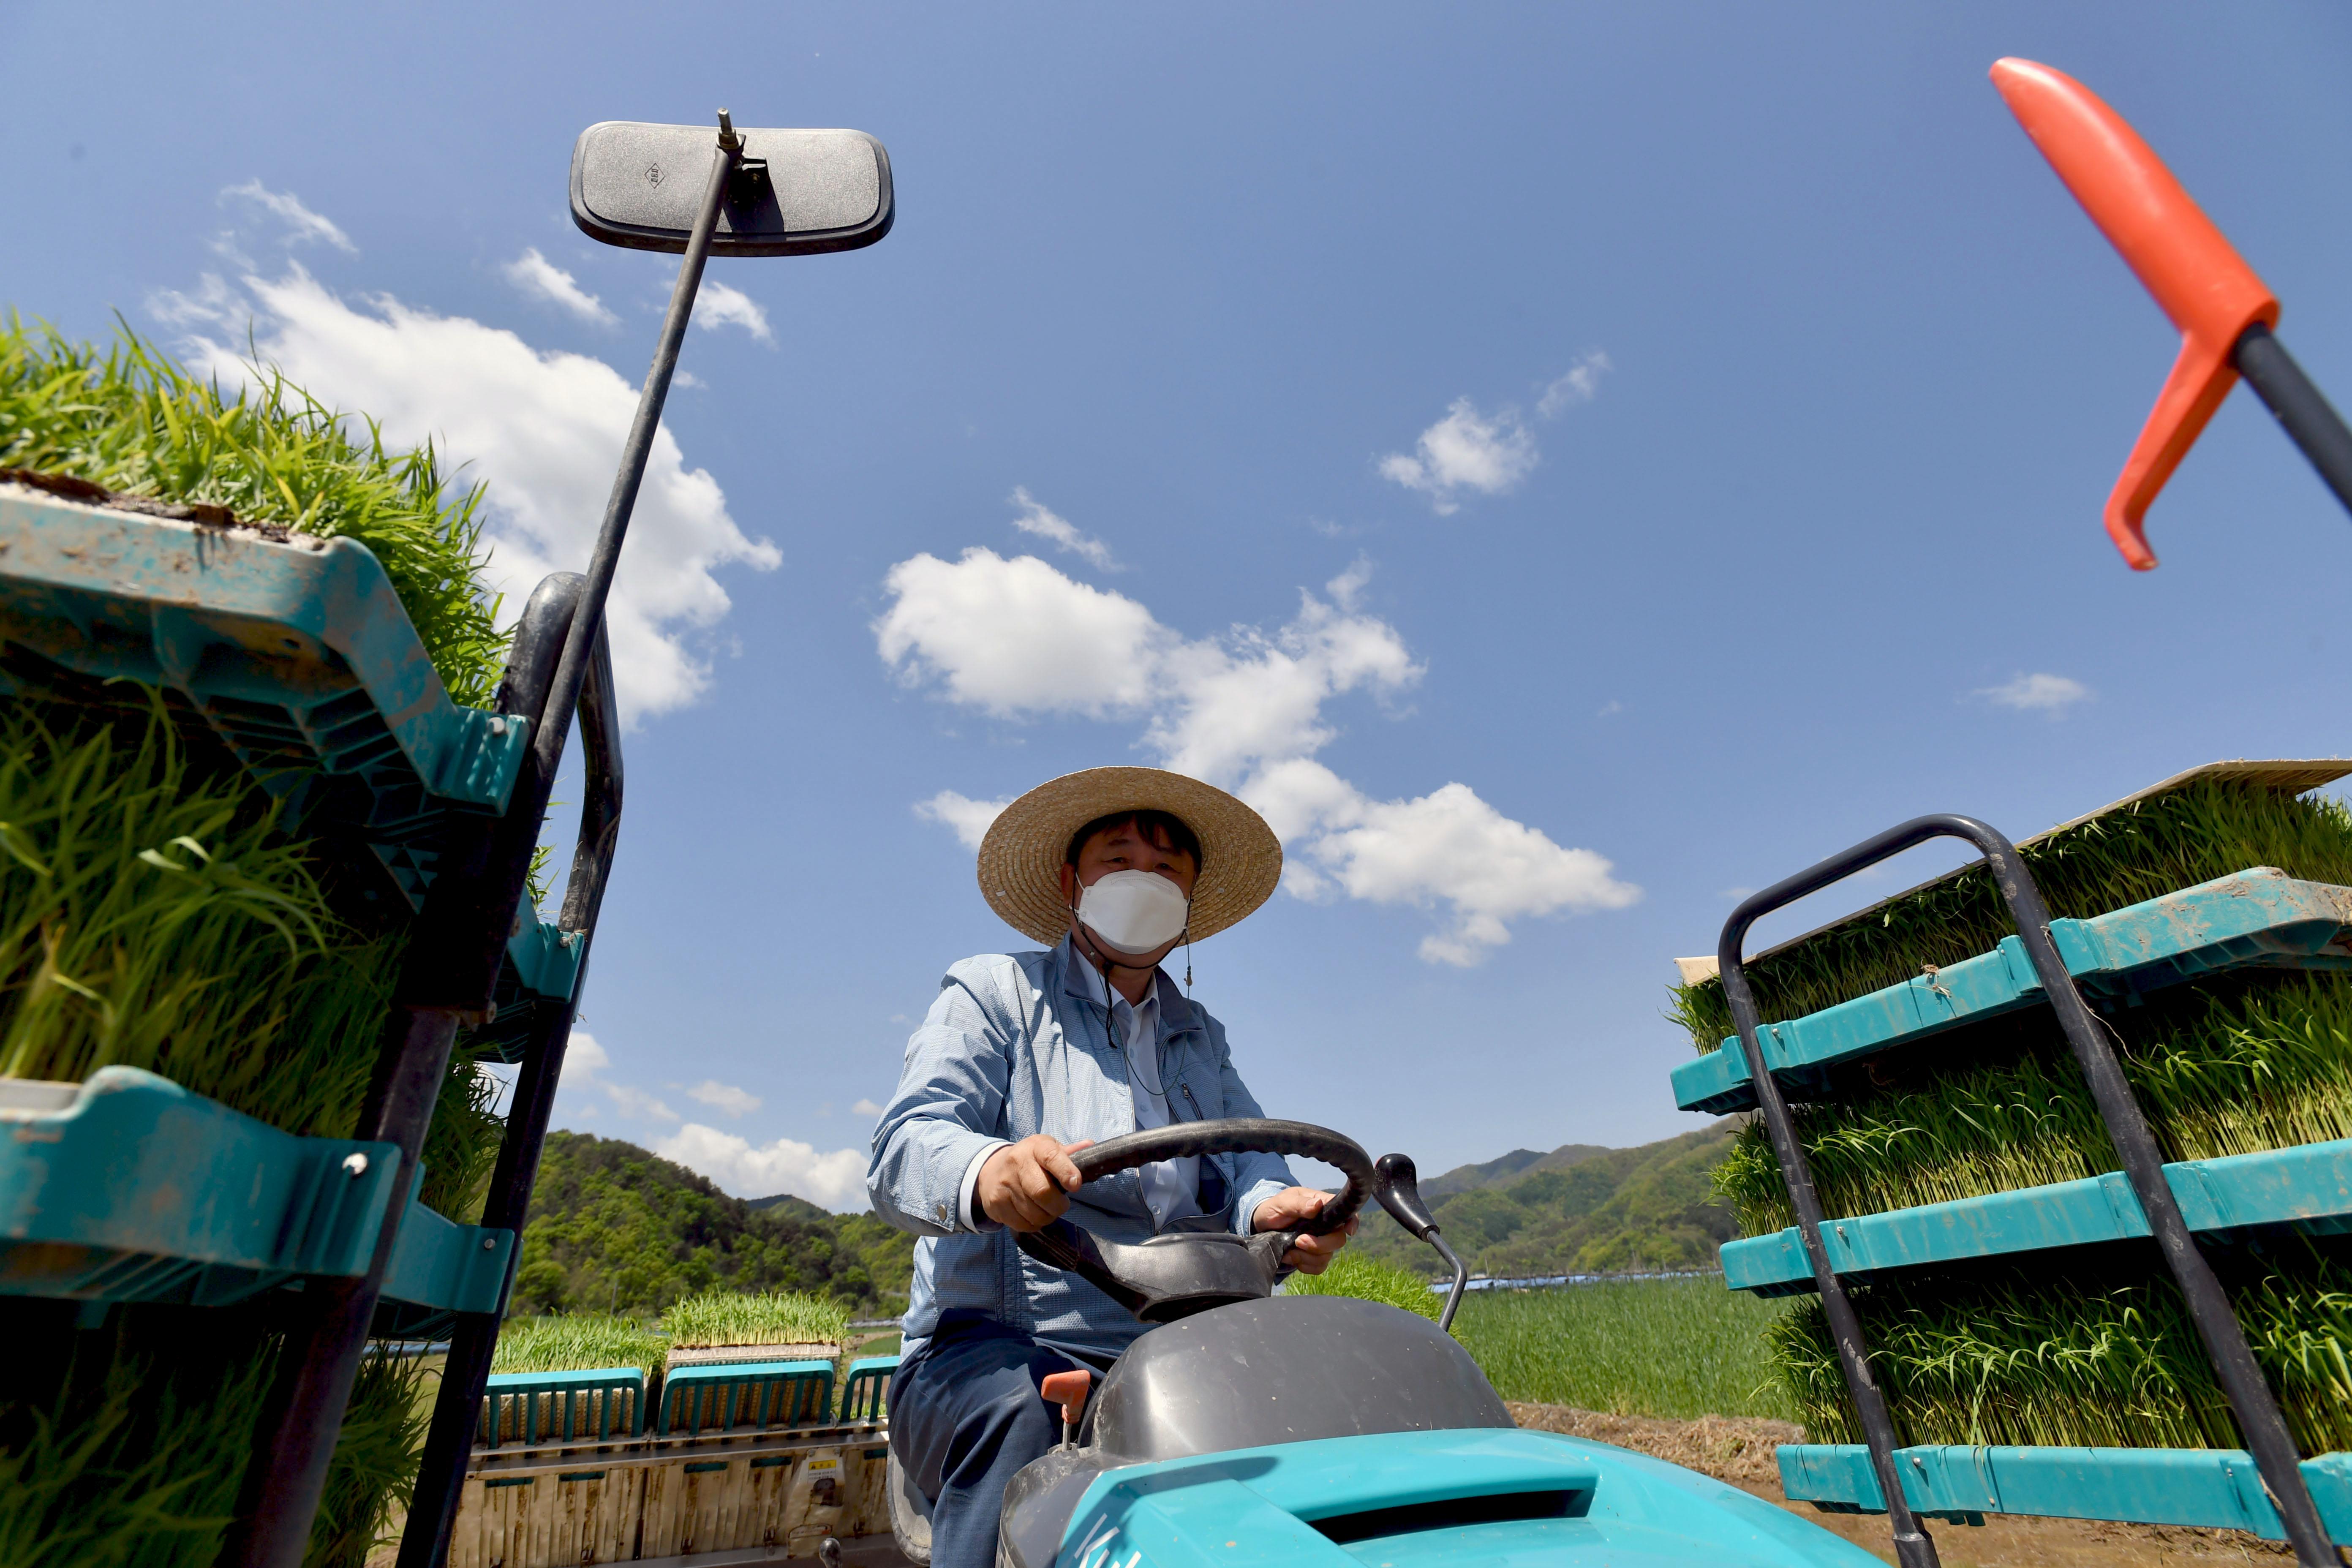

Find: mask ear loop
[1182,902,1194,996]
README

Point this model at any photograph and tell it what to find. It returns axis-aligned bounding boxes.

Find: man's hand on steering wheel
[979,1135,1095,1230]
[1252,1187,1358,1274]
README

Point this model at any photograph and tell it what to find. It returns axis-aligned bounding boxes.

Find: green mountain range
[507,1120,1742,1317]
[1353,1121,1742,1279]
[508,1132,915,1316]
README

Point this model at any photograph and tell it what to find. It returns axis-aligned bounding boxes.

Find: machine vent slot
[1309,1487,1580,1543]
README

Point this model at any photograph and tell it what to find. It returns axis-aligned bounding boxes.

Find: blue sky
[8,4,2352,1206]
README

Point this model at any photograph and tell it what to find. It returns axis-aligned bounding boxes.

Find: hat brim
[975,768,1283,947]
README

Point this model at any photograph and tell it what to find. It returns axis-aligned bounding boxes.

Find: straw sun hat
[975,767,1283,947]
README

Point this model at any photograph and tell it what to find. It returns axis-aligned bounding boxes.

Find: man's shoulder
[939,948,1059,1007]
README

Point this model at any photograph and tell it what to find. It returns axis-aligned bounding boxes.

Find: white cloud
[1008,487,1118,570]
[916,790,1011,850]
[877,548,1169,717]
[504,248,616,325]
[554,1029,678,1122]
[1378,397,1538,514]
[1288,769,1640,964]
[1538,351,1612,418]
[1976,672,2092,714]
[221,180,356,253]
[685,1079,762,1117]
[881,553,1636,960]
[561,1031,610,1080]
[696,280,773,343]
[852,1097,886,1117]
[656,1124,867,1209]
[156,257,781,721]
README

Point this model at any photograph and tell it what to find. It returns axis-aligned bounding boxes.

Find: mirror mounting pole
[532,111,738,783]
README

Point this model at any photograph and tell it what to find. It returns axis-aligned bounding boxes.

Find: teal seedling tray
[467,917,588,1064]
[0,1068,511,1313]
[1674,868,2352,1115]
[0,484,530,909]
[1780,1443,2352,1542]
[658,1359,836,1436]
[840,1354,898,1422]
[1723,1136,2352,1294]
[480,1367,646,1448]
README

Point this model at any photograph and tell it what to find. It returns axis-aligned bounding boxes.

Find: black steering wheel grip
[1067,1118,1372,1236]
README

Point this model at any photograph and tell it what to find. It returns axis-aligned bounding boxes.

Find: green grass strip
[1671,781,2352,1052]
[1451,1277,1796,1422]
[0,318,506,707]
[662,1288,852,1349]
[1282,1252,1443,1321]
[493,1315,672,1380]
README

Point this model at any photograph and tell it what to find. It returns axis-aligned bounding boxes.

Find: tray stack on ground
[0,329,592,1563]
[460,1306,898,1567]
[1671,763,2352,1544]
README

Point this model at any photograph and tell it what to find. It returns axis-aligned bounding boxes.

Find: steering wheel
[1067,1117,1373,1235]
[1012,1118,1375,1324]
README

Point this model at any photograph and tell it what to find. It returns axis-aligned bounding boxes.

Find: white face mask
[1075,869,1191,957]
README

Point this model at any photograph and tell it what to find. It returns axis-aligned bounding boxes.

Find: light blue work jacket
[868,937,1296,1363]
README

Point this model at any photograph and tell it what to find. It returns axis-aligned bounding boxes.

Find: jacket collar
[1055,935,1200,1035]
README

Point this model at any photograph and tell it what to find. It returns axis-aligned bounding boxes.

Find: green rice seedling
[493,1315,672,1379]
[663,1289,852,1350]
[1714,972,2352,1234]
[305,1348,435,1568]
[1450,1277,1795,1422]
[1282,1252,1444,1322]
[0,319,506,706]
[0,318,526,1565]
[0,1299,420,1568]
[1773,1246,2352,1456]
[0,702,361,1126]
[1671,781,2352,1052]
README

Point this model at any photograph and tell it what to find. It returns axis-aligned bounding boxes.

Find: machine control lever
[1375,1153,1468,1334]
[1041,1369,1092,1450]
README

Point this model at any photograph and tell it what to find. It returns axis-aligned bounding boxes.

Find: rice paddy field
[1452,1277,1796,1422]
[0,321,517,1566]
[1674,775,2352,1458]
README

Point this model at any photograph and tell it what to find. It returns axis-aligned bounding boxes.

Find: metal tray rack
[1685,798,2352,1565]
[0,480,625,1558]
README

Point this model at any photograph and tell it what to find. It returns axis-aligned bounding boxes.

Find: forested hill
[510,1121,1742,1314]
[1352,1122,1743,1278]
[510,1132,915,1316]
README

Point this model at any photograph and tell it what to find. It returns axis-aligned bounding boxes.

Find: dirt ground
[1506,1402,2295,1568]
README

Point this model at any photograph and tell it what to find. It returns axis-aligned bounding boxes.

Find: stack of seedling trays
[457,1301,896,1566]
[0,329,596,1564]
[1670,763,2352,1553]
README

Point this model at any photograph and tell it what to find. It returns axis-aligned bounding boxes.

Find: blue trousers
[890,1315,1093,1568]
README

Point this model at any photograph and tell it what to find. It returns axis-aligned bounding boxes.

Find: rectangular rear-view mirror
[570,122,893,256]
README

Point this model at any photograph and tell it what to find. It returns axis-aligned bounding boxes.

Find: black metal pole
[533,119,738,792]
[223,1007,465,1568]
[1722,815,2340,1568]
[1718,857,1941,1568]
[1982,833,2343,1568]
[2234,323,2352,522]
[397,615,623,1568]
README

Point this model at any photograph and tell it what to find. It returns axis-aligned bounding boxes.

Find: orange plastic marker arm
[1040,1369,1091,1429]
[1990,57,2278,569]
